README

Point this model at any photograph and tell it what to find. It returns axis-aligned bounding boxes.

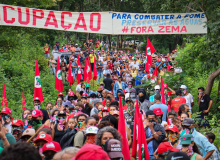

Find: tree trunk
[117,35,119,49]
[74,33,77,44]
[86,33,89,41]
[205,68,220,95]
[121,35,123,48]
[173,35,181,50]
[218,76,220,96]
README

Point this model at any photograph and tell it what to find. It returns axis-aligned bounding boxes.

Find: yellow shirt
[131,70,137,78]
[89,54,95,63]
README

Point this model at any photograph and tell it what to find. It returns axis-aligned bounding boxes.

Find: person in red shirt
[171,90,186,113]
[107,60,114,70]
[44,43,50,58]
[58,45,65,52]
[95,39,99,48]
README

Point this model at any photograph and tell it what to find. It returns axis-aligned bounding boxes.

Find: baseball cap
[165,125,179,133]
[103,139,123,159]
[152,108,163,116]
[82,93,87,98]
[180,134,194,145]
[182,118,194,126]
[154,85,160,90]
[21,128,35,138]
[112,110,119,116]
[73,144,110,160]
[57,111,66,117]
[75,44,78,45]
[68,91,75,97]
[102,107,110,112]
[33,97,40,101]
[34,133,53,143]
[180,85,187,90]
[1,107,11,114]
[42,141,61,153]
[93,99,101,106]
[167,151,190,160]
[164,84,168,89]
[86,83,90,88]
[12,119,23,127]
[85,126,98,135]
[31,110,43,117]
[58,92,63,96]
[156,142,180,154]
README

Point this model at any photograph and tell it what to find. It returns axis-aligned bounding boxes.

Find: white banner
[0,4,207,35]
[111,12,207,34]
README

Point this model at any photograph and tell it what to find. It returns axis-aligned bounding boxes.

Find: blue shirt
[155,62,162,70]
[147,128,154,155]
[192,129,215,158]
[150,103,168,122]
[150,94,167,104]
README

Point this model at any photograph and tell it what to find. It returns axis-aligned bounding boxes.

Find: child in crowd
[205,132,220,160]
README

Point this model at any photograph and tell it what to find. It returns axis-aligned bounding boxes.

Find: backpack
[60,129,86,149]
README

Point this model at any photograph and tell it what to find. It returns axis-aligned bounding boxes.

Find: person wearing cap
[144,110,166,160]
[52,111,67,144]
[180,134,203,160]
[180,85,194,113]
[96,58,104,85]
[182,118,215,159]
[33,97,49,124]
[42,141,61,160]
[34,133,53,154]
[113,76,128,98]
[90,99,101,116]
[103,139,123,160]
[149,85,166,105]
[1,107,12,133]
[75,43,81,56]
[20,128,35,142]
[165,125,180,148]
[102,107,110,118]
[171,90,186,113]
[150,94,168,122]
[152,108,167,127]
[29,109,44,130]
[84,83,94,96]
[85,126,98,144]
[154,142,180,159]
[11,119,24,141]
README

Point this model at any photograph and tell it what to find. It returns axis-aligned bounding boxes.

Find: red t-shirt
[108,63,114,70]
[59,49,65,52]
[171,97,186,112]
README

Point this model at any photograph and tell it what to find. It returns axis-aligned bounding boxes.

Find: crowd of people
[0,40,218,160]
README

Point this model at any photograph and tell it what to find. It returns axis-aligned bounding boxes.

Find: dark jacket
[145,123,166,152]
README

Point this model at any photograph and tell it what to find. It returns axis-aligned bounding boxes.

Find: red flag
[68,60,74,86]
[34,60,43,102]
[55,57,63,92]
[146,37,156,66]
[151,67,158,83]
[84,57,88,82]
[145,62,149,74]
[132,100,150,160]
[160,77,165,104]
[76,55,82,84]
[87,57,92,83]
[22,90,26,111]
[118,97,131,160]
[2,84,8,108]
[93,57,98,80]
[167,91,172,112]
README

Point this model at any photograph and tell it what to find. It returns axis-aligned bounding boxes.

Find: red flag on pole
[132,100,150,160]
[55,57,63,92]
[76,55,82,84]
[145,62,149,74]
[2,84,8,108]
[22,90,26,111]
[151,67,158,83]
[84,57,88,82]
[87,57,92,83]
[118,97,131,160]
[160,77,165,104]
[68,60,74,87]
[146,37,156,66]
[34,60,43,102]
[93,57,98,80]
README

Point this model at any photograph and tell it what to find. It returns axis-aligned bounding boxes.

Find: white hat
[154,85,160,90]
[75,43,78,45]
[180,85,187,89]
[85,126,98,135]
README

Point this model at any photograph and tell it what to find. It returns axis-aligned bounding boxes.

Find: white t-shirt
[76,84,83,93]
[183,93,194,112]
[103,61,107,70]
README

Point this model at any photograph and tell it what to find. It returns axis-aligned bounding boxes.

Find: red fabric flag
[22,90,26,111]
[76,55,82,84]
[2,84,8,108]
[160,77,165,104]
[84,57,88,82]
[132,100,150,160]
[146,37,156,66]
[68,60,74,87]
[151,67,158,83]
[34,60,44,102]
[118,97,131,160]
[87,57,92,83]
[145,62,149,74]
[55,57,63,92]
[93,57,98,80]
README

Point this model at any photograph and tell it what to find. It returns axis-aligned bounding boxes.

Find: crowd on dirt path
[0,39,218,160]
